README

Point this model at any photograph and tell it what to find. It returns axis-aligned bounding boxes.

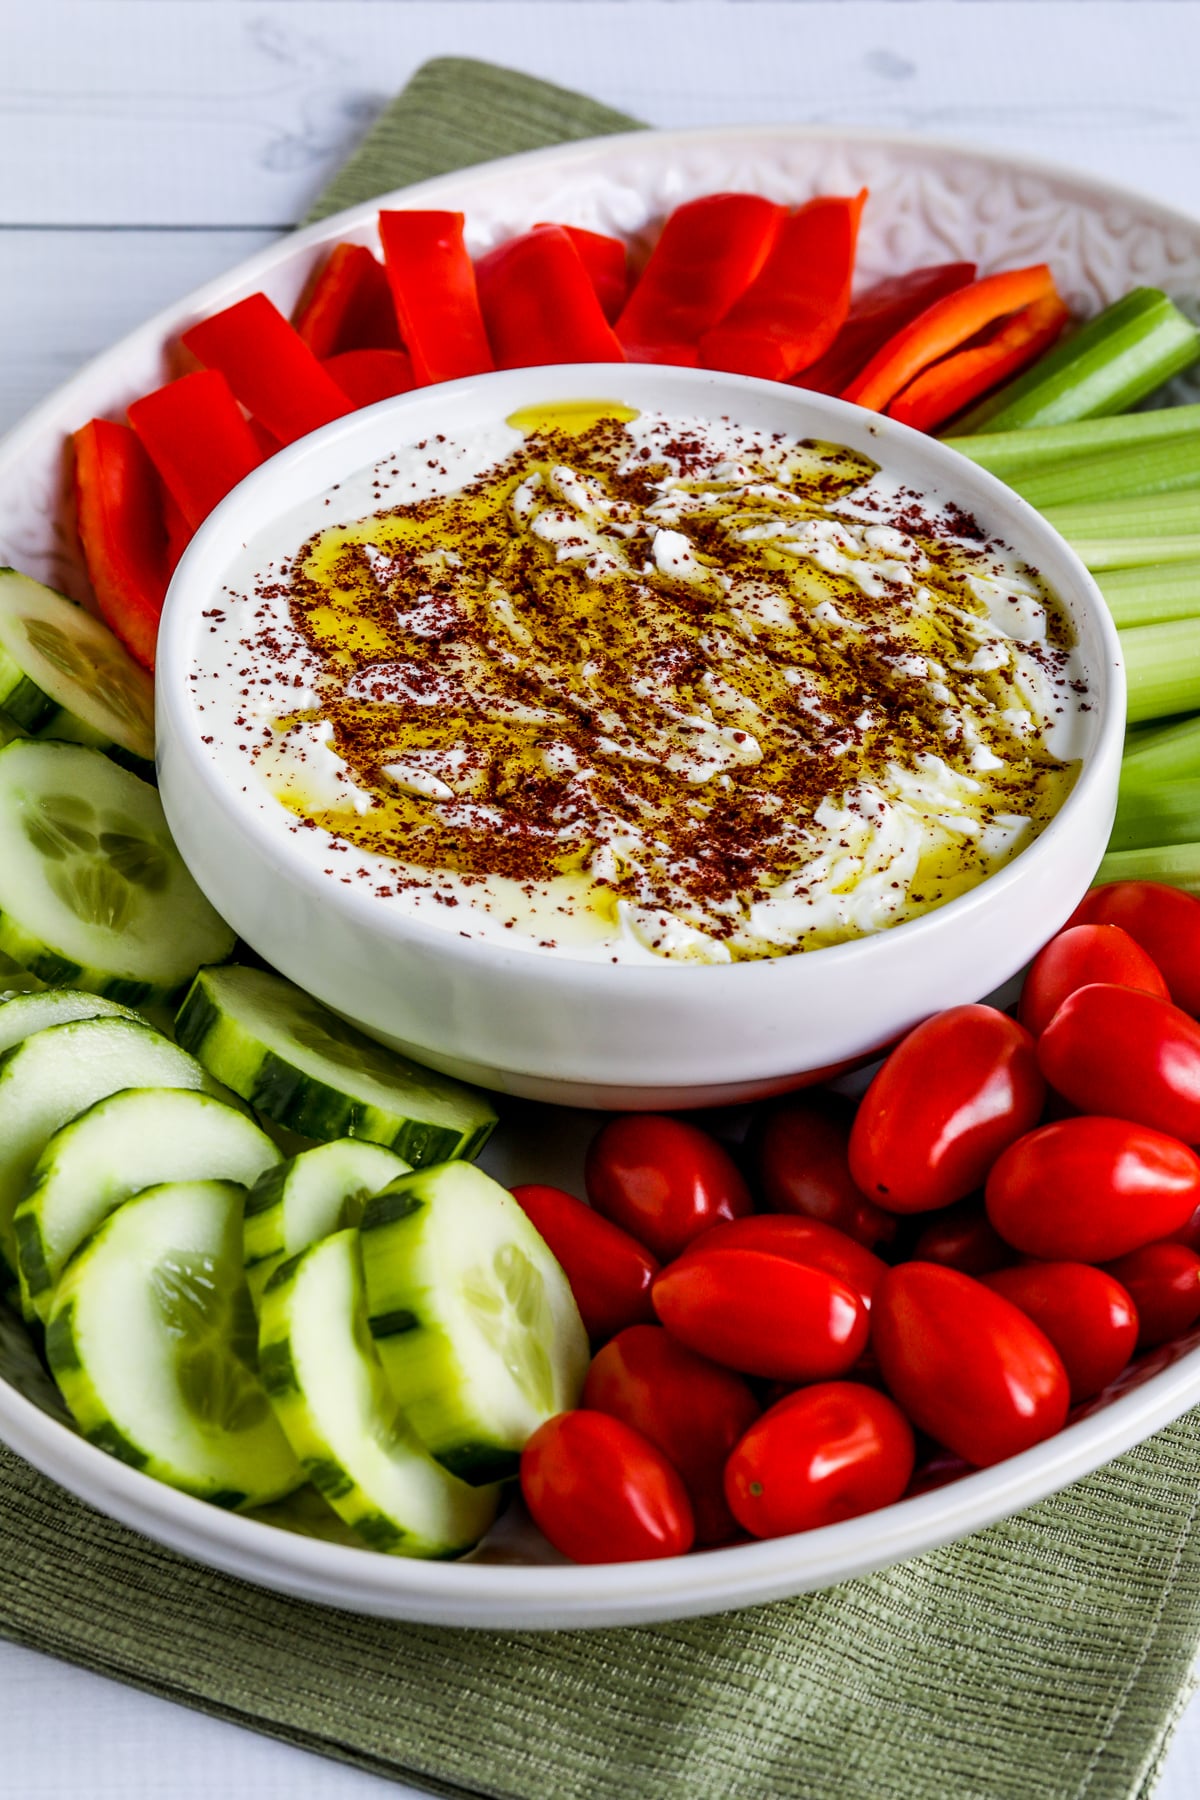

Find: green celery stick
[1010,435,1200,510]
[1095,840,1200,895]
[1070,535,1200,572]
[1097,560,1200,628]
[951,289,1200,432]
[1120,711,1200,788]
[1111,778,1200,852]
[1120,619,1200,723]
[946,404,1200,475]
[1045,492,1200,540]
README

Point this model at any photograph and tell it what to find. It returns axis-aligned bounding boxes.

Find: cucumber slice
[260,1228,499,1556]
[244,1482,373,1549]
[176,964,497,1165]
[360,1161,588,1484]
[0,571,155,766]
[16,1086,281,1321]
[46,1179,301,1507]
[0,987,138,1057]
[0,740,235,1003]
[243,1138,410,1306]
[0,1014,219,1283]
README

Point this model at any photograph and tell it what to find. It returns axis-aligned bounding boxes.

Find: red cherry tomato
[1168,1204,1200,1253]
[585,1115,753,1262]
[910,1198,1014,1276]
[755,1095,896,1248]
[981,1262,1138,1402]
[1018,924,1169,1037]
[724,1382,915,1539]
[651,1249,867,1381]
[682,1214,886,1311]
[1103,1242,1200,1349]
[1038,983,1200,1140]
[582,1325,759,1543]
[872,1263,1069,1467]
[509,1183,658,1344]
[849,1005,1044,1214]
[985,1117,1200,1262]
[520,1411,694,1563]
[1069,880,1200,1015]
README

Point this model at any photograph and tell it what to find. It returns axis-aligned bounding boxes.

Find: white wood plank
[2,3,1198,227]
[0,229,279,436]
[0,1641,416,1799]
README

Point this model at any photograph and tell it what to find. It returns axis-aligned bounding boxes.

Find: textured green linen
[2,54,1200,1800]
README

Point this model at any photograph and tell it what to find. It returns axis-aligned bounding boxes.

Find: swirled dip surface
[194,405,1089,964]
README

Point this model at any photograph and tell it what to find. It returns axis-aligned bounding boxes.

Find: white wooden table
[3,3,1200,1794]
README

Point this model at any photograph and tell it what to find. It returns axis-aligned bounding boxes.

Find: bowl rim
[156,362,1124,990]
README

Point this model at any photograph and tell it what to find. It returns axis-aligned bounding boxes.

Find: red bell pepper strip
[127,369,263,532]
[887,293,1072,433]
[162,487,193,576]
[323,348,416,408]
[475,226,626,369]
[293,242,402,357]
[72,420,170,671]
[377,211,494,387]
[538,222,629,322]
[699,191,868,381]
[616,193,786,363]
[792,262,976,395]
[842,263,1059,412]
[182,293,353,446]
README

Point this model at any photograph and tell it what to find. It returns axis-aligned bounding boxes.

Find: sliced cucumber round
[0,739,235,1003]
[176,964,497,1165]
[16,1086,282,1321]
[360,1161,588,1485]
[0,1014,218,1284]
[0,987,138,1058]
[243,1138,410,1306]
[260,1228,499,1556]
[46,1179,301,1508]
[0,571,155,766]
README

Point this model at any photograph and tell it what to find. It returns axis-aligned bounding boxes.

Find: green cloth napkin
[3,55,1200,1800]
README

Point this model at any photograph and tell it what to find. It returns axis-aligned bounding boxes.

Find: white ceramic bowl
[156,363,1123,1109]
[0,124,1196,1629]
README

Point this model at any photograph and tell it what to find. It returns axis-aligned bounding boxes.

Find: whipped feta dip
[189,404,1090,965]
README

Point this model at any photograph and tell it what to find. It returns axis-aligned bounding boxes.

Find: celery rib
[1010,436,1200,510]
[1097,561,1200,629]
[946,405,1200,476]
[1119,619,1200,724]
[1095,841,1200,895]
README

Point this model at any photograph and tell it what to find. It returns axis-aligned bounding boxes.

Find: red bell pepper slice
[323,348,416,408]
[377,211,494,387]
[72,419,170,671]
[475,226,626,369]
[293,242,402,357]
[791,262,977,395]
[182,293,353,446]
[162,487,193,576]
[127,369,263,532]
[616,193,786,363]
[887,293,1071,433]
[699,191,868,381]
[538,222,628,322]
[842,264,1059,413]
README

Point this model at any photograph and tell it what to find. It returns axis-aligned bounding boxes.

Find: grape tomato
[651,1248,867,1381]
[1018,923,1168,1036]
[981,1262,1138,1402]
[725,1383,915,1539]
[1038,983,1200,1141]
[872,1262,1069,1468]
[849,1005,1044,1214]
[985,1117,1200,1263]
[585,1114,753,1262]
[755,1096,896,1248]
[520,1411,695,1563]
[582,1324,759,1544]
[510,1182,658,1344]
